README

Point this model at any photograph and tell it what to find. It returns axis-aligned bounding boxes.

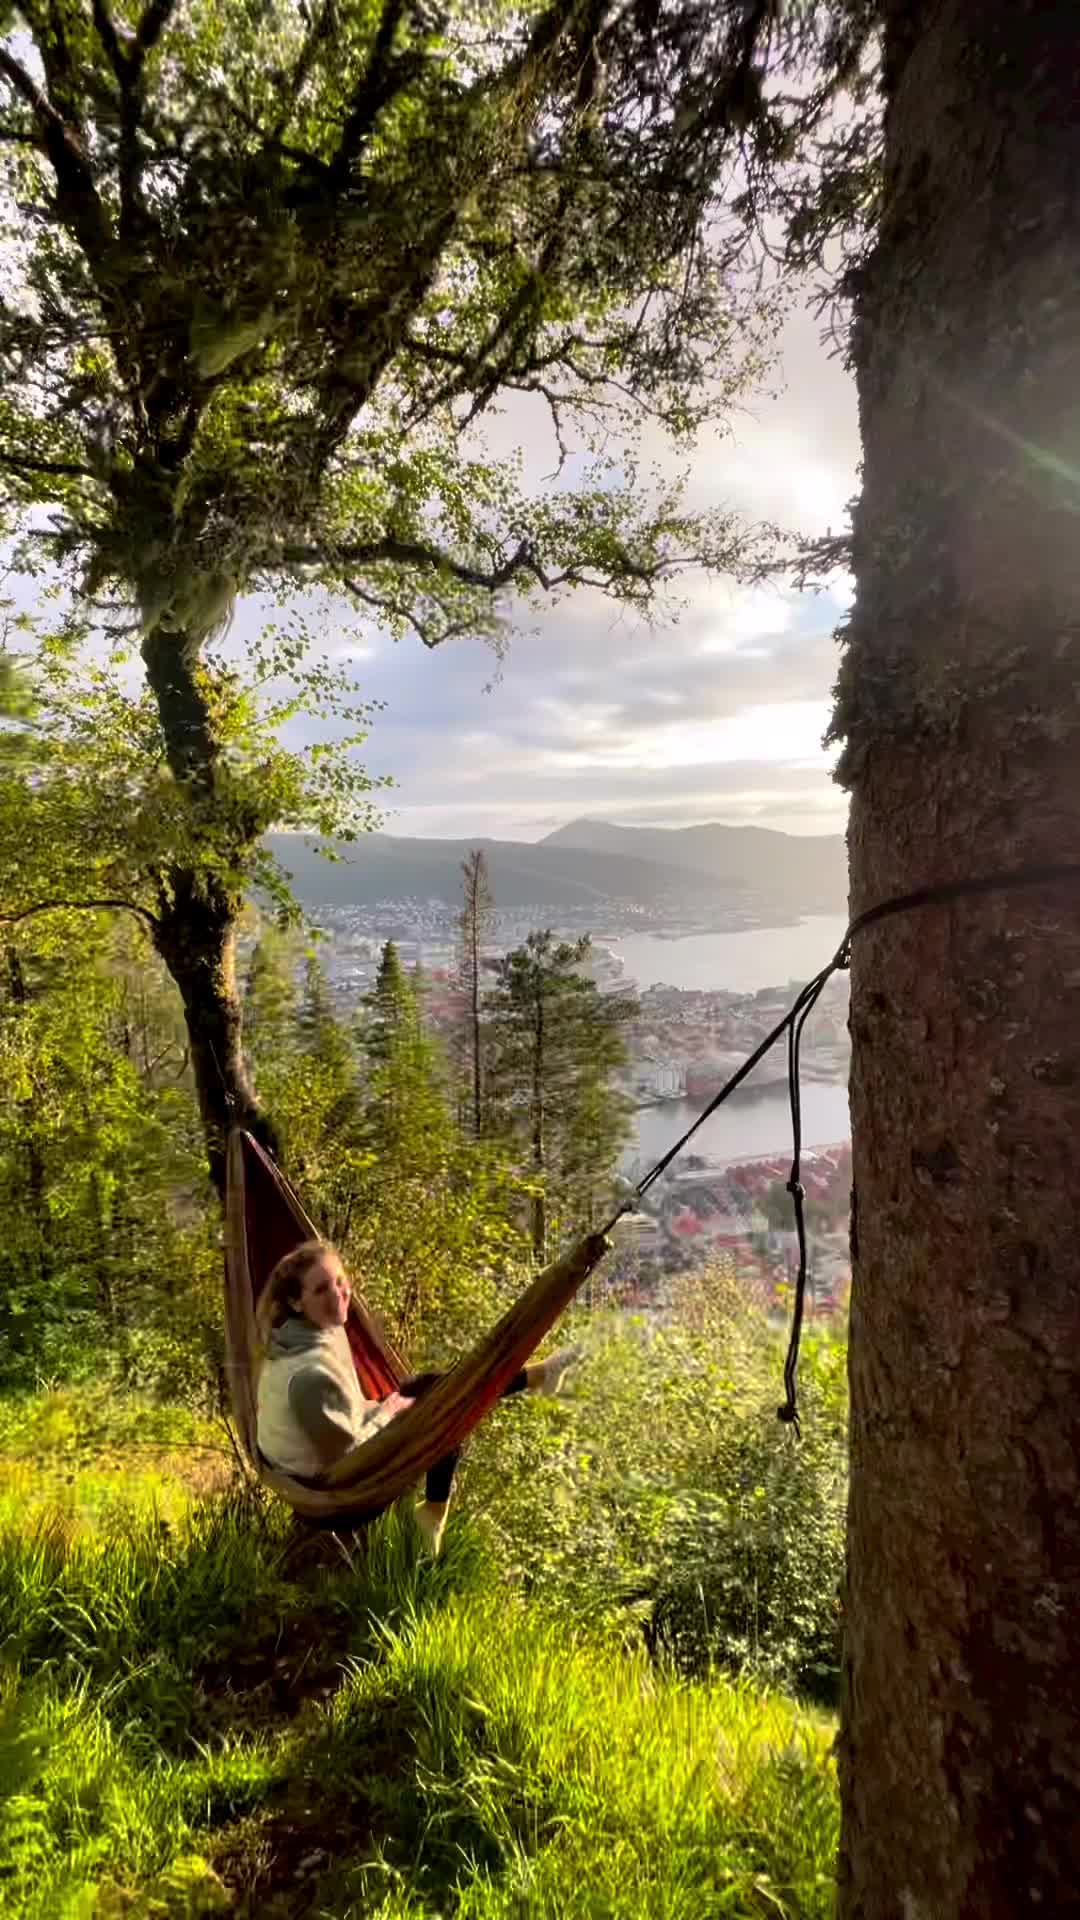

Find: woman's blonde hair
[256,1239,341,1345]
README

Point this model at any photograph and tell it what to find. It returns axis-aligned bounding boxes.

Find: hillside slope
[0,1386,839,1920]
[264,820,847,918]
[542,817,847,901]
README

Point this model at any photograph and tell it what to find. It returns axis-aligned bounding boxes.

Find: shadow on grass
[3,1471,838,1919]
[209,1664,555,1919]
[1,1482,484,1757]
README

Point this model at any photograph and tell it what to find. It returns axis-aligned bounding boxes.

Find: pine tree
[360,942,411,1067]
[488,932,636,1260]
[243,928,366,1240]
[299,952,358,1131]
[457,850,494,1139]
[243,925,301,1059]
[0,916,210,1385]
[358,942,451,1166]
[350,939,517,1351]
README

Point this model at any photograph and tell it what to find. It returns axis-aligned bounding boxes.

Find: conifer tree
[298,951,359,1133]
[488,930,635,1259]
[457,849,494,1139]
[242,925,301,1059]
[0,915,208,1383]
[358,941,451,1165]
[243,927,366,1238]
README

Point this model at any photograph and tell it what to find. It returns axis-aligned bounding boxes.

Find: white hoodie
[255,1316,400,1479]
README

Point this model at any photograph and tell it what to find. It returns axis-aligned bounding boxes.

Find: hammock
[223,1129,610,1520]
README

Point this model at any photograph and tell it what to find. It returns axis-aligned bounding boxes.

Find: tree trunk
[152,869,276,1194]
[5,946,51,1282]
[837,4,1080,1913]
[140,621,276,1193]
[531,995,546,1262]
[470,911,483,1138]
[458,851,490,1139]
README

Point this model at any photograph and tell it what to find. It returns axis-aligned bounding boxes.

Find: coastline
[632,1064,848,1111]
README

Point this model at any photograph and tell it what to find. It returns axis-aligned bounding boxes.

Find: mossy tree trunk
[152,871,271,1194]
[5,946,51,1281]
[141,622,275,1193]
[837,3,1080,1913]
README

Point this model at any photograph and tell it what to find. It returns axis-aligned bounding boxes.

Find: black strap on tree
[601,860,1080,1434]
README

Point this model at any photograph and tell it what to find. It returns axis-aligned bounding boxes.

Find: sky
[2,30,862,853]
[10,292,860,848]
[242,300,861,847]
[35,291,849,848]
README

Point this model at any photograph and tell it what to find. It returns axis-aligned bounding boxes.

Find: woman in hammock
[255,1239,581,1557]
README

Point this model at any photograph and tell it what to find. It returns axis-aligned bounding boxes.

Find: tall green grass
[0,1386,229,1535]
[297,1595,837,1918]
[0,1402,838,1918]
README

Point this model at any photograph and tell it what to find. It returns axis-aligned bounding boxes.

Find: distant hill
[264,819,847,919]
[541,818,847,903]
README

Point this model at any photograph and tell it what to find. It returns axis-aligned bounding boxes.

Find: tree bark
[138,621,277,1192]
[152,869,276,1194]
[458,850,491,1139]
[5,946,51,1282]
[837,4,1080,1914]
[470,903,483,1138]
[142,623,222,787]
[531,993,546,1262]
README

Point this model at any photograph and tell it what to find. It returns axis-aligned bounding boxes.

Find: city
[286,900,854,1321]
[302,901,851,1107]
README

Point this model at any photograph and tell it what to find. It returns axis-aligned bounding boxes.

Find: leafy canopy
[0,605,386,928]
[0,0,802,668]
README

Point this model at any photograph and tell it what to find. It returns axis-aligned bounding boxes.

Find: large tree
[832,5,1080,1911]
[357,939,451,1162]
[0,0,776,1183]
[0,601,379,1185]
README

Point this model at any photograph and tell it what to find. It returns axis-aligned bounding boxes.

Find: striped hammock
[223,1129,610,1520]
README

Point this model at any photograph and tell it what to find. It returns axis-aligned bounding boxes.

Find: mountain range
[264,818,848,920]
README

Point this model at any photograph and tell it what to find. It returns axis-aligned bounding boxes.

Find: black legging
[398,1367,529,1505]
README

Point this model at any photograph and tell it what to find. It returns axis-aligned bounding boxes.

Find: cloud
[228,301,861,842]
[6,250,861,849]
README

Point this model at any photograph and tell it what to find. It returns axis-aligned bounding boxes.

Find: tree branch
[0,447,97,480]
[0,45,112,265]
[278,533,538,590]
[91,0,127,83]
[91,0,177,236]
[328,0,419,188]
[274,517,698,656]
[342,573,482,649]
[269,0,337,144]
[0,897,160,933]
[135,0,178,58]
[0,45,67,134]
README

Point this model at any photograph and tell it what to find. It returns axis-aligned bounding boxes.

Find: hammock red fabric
[223,1129,609,1520]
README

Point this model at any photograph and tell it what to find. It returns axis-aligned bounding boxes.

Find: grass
[0,1385,230,1532]
[0,1386,838,1918]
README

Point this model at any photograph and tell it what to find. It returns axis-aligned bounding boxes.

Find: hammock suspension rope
[602,859,1080,1433]
[223,858,1080,1511]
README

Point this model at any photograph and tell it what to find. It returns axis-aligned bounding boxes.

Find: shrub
[461,1266,847,1701]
